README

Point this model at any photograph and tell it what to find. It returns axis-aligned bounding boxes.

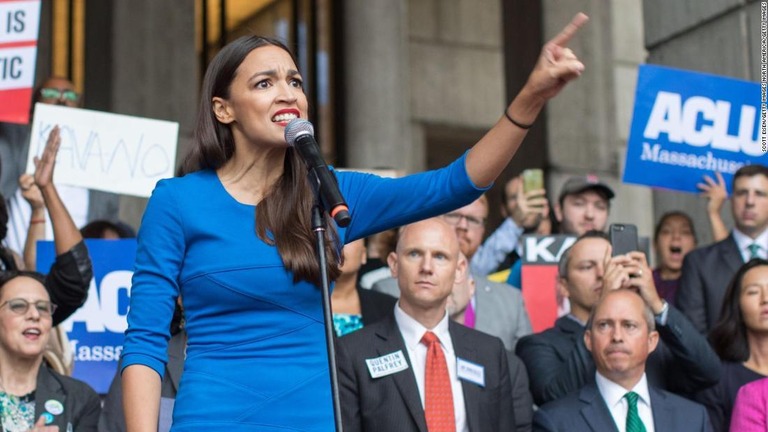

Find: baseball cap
[558,174,615,204]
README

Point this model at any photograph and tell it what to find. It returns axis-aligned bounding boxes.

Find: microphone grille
[284,118,314,146]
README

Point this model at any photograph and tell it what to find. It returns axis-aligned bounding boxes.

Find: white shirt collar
[595,371,651,409]
[394,301,452,352]
[733,228,768,260]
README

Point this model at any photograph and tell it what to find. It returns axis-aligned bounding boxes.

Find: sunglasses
[39,88,79,102]
[0,298,58,317]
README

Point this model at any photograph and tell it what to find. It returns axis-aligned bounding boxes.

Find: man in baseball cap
[474,172,616,290]
[555,174,615,236]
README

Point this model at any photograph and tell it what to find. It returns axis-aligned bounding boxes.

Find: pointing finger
[550,12,589,48]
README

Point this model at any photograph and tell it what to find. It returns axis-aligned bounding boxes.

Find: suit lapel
[451,323,481,432]
[720,235,744,274]
[650,386,675,431]
[376,315,428,432]
[578,383,620,432]
[34,366,68,430]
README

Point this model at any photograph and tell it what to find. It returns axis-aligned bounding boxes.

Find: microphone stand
[308,170,345,432]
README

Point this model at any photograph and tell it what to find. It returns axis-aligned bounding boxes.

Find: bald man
[337,218,515,432]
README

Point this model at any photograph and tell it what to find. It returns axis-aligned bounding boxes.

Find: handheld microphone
[284,119,351,227]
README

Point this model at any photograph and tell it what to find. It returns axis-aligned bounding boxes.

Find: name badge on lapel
[457,357,485,387]
[365,350,409,378]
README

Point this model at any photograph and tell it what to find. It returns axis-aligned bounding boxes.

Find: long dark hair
[709,259,768,361]
[181,35,340,285]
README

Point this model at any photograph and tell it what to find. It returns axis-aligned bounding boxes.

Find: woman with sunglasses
[0,270,100,431]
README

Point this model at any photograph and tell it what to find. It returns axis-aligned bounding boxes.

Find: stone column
[341,0,417,171]
[84,0,197,228]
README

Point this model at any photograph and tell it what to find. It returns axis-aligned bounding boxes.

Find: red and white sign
[0,0,41,124]
[520,235,576,332]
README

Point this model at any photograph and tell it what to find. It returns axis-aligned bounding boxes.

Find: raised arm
[698,172,729,243]
[19,174,45,270]
[465,13,588,187]
[30,126,93,325]
[34,126,84,255]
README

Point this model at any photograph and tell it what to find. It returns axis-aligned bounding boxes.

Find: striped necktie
[625,391,647,432]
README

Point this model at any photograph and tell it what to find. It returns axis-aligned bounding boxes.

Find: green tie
[625,391,647,432]
[749,243,762,260]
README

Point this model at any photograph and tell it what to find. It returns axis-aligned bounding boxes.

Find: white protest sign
[0,0,40,124]
[0,1,41,44]
[28,104,179,197]
[0,44,33,89]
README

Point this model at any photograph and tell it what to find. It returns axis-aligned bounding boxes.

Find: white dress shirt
[394,303,468,432]
[595,372,655,432]
[733,228,768,262]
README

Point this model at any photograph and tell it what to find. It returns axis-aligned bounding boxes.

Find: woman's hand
[698,172,727,216]
[465,13,589,188]
[29,415,59,431]
[19,174,44,211]
[523,13,589,104]
[698,172,730,243]
[33,126,62,190]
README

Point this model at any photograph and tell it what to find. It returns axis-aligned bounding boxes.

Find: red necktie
[421,331,456,432]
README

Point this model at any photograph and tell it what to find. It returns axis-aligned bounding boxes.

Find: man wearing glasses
[0,76,119,257]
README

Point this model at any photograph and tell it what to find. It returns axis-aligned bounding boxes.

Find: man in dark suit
[516,232,720,406]
[448,254,533,431]
[337,218,515,432]
[677,164,768,333]
[533,289,711,432]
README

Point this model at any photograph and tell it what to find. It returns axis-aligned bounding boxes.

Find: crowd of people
[0,9,763,432]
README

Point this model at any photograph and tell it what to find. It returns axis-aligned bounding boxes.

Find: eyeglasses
[0,298,57,317]
[39,88,79,102]
[442,213,485,229]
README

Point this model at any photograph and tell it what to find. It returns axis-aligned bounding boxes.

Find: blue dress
[121,153,486,431]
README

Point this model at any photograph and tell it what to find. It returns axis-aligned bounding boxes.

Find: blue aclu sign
[623,65,766,193]
[38,239,136,394]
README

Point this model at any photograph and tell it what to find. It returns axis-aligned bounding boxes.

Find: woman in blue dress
[121,12,589,432]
